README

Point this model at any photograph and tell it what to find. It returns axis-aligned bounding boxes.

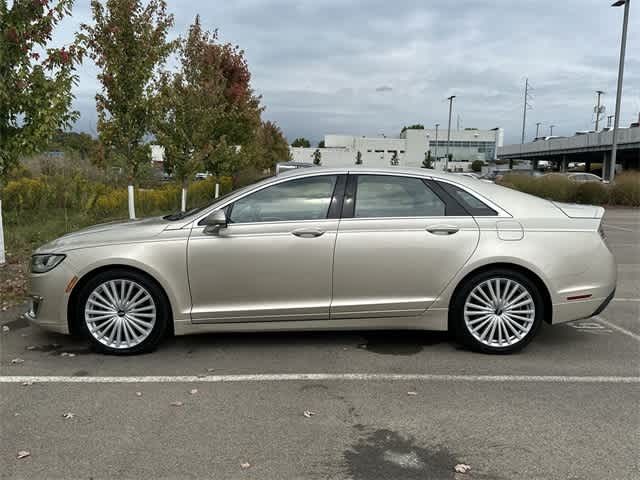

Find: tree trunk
[128,185,136,220]
[0,200,6,265]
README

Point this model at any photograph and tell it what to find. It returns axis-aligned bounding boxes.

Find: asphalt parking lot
[1,208,638,480]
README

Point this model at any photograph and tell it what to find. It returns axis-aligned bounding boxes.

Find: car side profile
[27,167,616,355]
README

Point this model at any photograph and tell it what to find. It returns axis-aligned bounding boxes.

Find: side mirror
[201,210,227,234]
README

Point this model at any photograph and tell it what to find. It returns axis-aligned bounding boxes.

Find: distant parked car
[544,172,604,183]
[195,172,213,181]
[275,161,314,175]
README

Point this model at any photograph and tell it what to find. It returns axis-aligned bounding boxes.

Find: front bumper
[25,261,78,335]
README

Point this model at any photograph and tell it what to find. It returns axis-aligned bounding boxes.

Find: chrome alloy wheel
[84,279,157,349]
[463,278,535,348]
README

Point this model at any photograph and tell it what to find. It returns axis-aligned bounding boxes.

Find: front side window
[354,175,446,218]
[229,175,337,223]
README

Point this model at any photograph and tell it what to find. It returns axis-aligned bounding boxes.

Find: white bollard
[127,185,136,220]
[0,199,5,265]
[181,187,187,212]
[215,183,220,199]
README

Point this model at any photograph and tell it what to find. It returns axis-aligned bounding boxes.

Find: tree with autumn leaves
[154,16,289,210]
[0,0,81,185]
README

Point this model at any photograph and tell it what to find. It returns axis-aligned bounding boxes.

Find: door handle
[292,228,325,238]
[426,225,459,235]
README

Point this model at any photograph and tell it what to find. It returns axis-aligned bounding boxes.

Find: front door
[187,174,343,323]
[331,174,479,319]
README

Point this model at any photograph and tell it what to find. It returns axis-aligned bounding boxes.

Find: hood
[552,202,605,219]
[36,216,171,253]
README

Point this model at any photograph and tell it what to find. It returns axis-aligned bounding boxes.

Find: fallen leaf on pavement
[16,450,30,459]
[407,391,417,396]
[240,462,251,469]
[2,325,9,332]
[303,410,316,418]
[62,412,75,419]
[11,358,24,365]
[189,388,198,395]
[26,345,37,350]
[135,392,143,397]
[206,368,215,372]
[454,463,471,474]
[60,352,69,357]
[21,381,33,386]
[170,401,184,407]
[357,344,367,349]
[68,353,76,358]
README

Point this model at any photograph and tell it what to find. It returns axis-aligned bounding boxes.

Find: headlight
[31,254,66,274]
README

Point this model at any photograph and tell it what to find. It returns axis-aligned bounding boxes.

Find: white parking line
[0,374,638,384]
[594,316,640,342]
[612,298,640,303]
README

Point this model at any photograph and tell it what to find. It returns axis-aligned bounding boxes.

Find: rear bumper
[552,288,616,325]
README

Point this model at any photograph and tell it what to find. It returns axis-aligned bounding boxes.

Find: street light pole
[594,90,605,131]
[610,0,631,182]
[446,96,455,171]
[434,123,440,162]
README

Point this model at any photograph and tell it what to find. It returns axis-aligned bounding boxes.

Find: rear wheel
[75,269,170,355]
[451,269,543,354]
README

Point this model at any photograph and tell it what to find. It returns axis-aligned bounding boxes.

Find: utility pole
[521,78,533,143]
[607,115,614,128]
[434,123,440,161]
[610,0,631,182]
[594,90,605,130]
[535,122,542,137]
[550,125,556,136]
[446,95,456,171]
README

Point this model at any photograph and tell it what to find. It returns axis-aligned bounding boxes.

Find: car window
[354,175,445,218]
[437,182,498,216]
[229,175,337,223]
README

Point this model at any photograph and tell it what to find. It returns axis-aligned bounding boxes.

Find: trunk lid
[552,202,605,219]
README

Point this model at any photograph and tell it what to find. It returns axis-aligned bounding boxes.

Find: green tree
[312,148,322,166]
[255,120,291,172]
[422,150,433,169]
[400,124,424,135]
[0,0,80,185]
[79,0,175,218]
[291,137,311,148]
[317,140,325,148]
[355,150,362,165]
[471,160,484,172]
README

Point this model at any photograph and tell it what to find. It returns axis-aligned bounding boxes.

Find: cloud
[60,0,638,144]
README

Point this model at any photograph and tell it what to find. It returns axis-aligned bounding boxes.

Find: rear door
[330,173,479,319]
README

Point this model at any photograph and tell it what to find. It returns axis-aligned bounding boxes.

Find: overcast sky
[54,0,639,145]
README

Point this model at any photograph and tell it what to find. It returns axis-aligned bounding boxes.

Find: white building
[150,144,165,164]
[290,127,504,171]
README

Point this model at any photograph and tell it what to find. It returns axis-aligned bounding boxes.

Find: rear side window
[354,175,446,218]
[437,182,498,216]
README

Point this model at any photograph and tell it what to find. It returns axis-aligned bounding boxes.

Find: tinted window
[229,176,337,223]
[439,183,498,216]
[354,175,445,218]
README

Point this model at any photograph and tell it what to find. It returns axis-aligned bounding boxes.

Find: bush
[471,160,484,172]
[499,171,640,206]
[609,172,640,207]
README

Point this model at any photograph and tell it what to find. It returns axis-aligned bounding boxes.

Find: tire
[74,269,170,355]
[450,268,543,354]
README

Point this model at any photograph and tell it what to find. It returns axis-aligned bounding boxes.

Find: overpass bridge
[497,127,640,176]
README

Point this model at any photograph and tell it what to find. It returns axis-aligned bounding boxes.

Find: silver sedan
[27,167,617,355]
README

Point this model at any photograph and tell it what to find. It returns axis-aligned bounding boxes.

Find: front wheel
[451,269,543,354]
[75,269,170,355]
